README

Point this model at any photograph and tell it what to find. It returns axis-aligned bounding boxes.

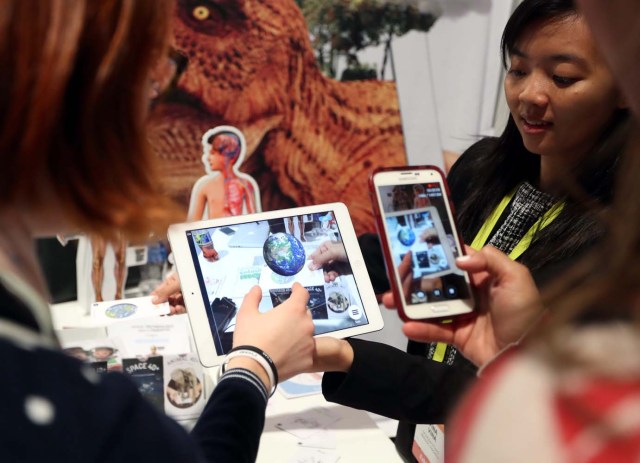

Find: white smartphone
[369,166,475,321]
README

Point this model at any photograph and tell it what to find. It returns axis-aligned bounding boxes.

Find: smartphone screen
[370,167,474,320]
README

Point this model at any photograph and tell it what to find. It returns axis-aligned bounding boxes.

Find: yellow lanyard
[469,187,564,260]
[431,187,564,360]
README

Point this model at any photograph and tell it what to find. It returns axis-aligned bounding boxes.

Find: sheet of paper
[288,448,340,463]
[295,429,337,450]
[275,407,341,440]
[106,314,192,357]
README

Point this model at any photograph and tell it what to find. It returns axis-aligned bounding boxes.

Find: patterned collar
[487,182,557,255]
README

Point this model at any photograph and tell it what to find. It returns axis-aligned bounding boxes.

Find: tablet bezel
[167,202,384,367]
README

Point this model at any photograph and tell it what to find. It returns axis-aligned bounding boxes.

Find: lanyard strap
[470,188,564,260]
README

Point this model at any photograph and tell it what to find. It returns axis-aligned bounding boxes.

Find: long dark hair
[454,0,631,276]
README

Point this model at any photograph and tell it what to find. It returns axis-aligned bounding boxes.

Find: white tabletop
[258,388,402,462]
[51,301,402,462]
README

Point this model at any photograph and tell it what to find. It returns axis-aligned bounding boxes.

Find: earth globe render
[263,232,306,276]
[398,227,416,247]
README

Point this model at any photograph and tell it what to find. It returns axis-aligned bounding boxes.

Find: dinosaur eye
[192,6,210,20]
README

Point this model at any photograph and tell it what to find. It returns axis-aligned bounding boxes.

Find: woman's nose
[519,75,549,107]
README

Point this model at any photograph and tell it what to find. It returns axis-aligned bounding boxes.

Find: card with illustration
[60,337,124,371]
[123,356,165,412]
[90,296,170,325]
[269,285,328,320]
[163,353,206,420]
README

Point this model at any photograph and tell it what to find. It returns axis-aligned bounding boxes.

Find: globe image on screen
[398,228,416,246]
[263,233,306,276]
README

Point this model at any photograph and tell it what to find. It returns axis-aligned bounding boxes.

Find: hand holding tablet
[168,202,383,367]
[232,282,315,383]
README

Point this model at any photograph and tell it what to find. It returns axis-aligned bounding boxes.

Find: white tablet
[167,202,384,367]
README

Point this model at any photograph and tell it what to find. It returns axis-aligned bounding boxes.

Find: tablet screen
[183,210,370,356]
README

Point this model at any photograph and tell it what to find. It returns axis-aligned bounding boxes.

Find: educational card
[60,337,124,372]
[163,353,206,420]
[122,356,165,412]
[90,295,171,325]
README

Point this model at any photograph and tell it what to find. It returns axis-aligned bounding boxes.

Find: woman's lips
[522,118,552,134]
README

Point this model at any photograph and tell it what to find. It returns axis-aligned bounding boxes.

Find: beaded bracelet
[219,345,279,396]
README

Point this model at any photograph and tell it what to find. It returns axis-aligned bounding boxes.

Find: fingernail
[456,255,471,263]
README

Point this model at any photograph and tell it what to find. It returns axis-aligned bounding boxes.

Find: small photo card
[123,356,165,412]
[163,353,206,420]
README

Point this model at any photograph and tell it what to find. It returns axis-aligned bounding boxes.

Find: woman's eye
[553,75,577,86]
[507,68,526,78]
[193,6,210,20]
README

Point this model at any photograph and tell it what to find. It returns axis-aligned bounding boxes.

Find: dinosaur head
[170,0,316,124]
[148,0,319,206]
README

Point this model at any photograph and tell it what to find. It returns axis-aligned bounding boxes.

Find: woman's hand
[232,283,316,383]
[308,240,350,282]
[383,246,544,367]
[150,272,186,315]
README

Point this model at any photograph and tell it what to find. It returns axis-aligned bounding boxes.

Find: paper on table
[90,296,170,325]
[275,406,341,440]
[106,314,192,357]
[287,447,340,463]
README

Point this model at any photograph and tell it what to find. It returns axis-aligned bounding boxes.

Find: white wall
[356,0,514,167]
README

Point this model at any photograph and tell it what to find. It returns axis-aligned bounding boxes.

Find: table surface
[51,301,403,463]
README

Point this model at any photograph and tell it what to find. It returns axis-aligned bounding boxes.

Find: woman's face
[505,15,622,162]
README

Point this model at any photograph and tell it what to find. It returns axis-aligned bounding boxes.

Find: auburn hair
[0,0,179,241]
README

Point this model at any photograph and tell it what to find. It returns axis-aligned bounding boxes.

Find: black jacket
[321,139,596,461]
[0,281,266,463]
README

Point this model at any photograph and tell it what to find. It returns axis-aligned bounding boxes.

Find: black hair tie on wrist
[228,345,279,390]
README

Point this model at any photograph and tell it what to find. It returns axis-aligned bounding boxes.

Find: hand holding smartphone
[369,166,475,321]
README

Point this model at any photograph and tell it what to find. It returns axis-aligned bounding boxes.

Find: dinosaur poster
[147,0,409,235]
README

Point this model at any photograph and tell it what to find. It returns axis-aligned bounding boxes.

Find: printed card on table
[90,295,170,325]
[60,336,124,372]
[163,353,206,420]
[122,356,165,412]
